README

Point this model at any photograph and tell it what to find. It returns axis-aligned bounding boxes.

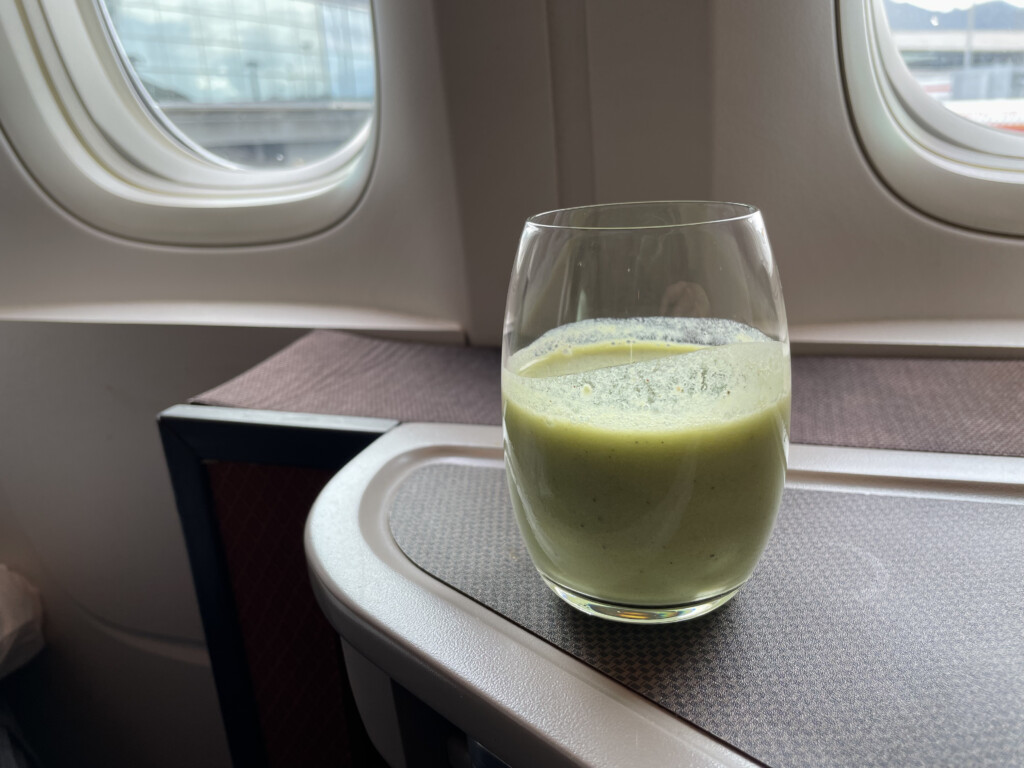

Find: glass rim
[525,200,760,231]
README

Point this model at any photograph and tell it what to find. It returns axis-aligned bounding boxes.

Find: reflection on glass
[101,0,375,168]
[884,0,1024,133]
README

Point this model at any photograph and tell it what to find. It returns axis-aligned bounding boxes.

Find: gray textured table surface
[389,462,1024,768]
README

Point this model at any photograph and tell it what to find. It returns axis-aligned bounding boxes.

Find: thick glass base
[541,576,741,624]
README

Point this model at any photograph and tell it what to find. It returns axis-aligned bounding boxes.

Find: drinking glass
[501,201,790,623]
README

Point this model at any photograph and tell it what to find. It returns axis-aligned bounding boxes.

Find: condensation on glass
[101,0,375,169]
[883,0,1024,134]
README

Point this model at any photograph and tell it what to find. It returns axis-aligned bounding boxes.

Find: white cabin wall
[711,1,1024,326]
[0,322,302,766]
[432,0,561,348]
[444,0,714,345]
[0,315,297,760]
[585,2,712,205]
[0,322,304,640]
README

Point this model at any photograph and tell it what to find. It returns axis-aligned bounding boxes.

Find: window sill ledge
[0,302,466,344]
[791,320,1024,358]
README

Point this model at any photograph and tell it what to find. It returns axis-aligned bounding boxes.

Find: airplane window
[840,0,1024,236]
[883,0,1024,137]
[0,0,378,245]
[99,0,375,170]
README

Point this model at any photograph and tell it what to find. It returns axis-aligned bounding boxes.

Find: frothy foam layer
[515,316,767,357]
[503,318,789,431]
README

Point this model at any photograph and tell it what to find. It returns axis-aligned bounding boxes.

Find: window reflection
[103,0,375,168]
[885,0,1024,133]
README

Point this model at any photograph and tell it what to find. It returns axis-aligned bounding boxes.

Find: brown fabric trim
[194,331,1024,457]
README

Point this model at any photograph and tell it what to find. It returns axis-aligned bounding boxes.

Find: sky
[891,0,1024,9]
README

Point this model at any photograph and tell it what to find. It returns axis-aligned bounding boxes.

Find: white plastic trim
[790,319,1024,358]
[839,0,1024,236]
[305,423,1023,767]
[306,424,763,768]
[871,6,1024,165]
[0,301,465,340]
[0,0,377,245]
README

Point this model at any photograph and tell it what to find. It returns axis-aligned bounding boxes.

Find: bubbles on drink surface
[503,317,789,431]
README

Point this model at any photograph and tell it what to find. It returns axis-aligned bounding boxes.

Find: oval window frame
[839,0,1024,236]
[0,0,378,246]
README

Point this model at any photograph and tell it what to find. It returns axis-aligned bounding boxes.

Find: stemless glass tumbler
[501,202,791,624]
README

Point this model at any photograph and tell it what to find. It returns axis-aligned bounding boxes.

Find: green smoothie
[502,317,790,608]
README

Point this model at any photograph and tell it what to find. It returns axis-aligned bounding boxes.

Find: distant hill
[884,0,1024,30]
